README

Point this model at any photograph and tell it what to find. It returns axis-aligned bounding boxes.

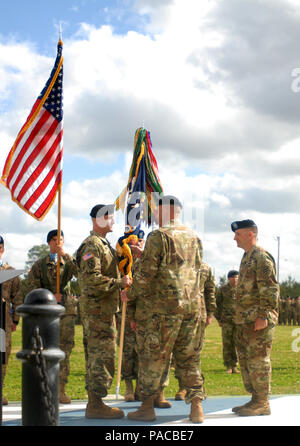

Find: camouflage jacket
[235,245,279,325]
[127,222,203,319]
[0,263,23,325]
[200,262,216,318]
[215,283,237,323]
[77,231,123,316]
[27,253,78,314]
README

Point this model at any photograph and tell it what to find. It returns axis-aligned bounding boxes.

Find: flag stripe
[32,170,62,219]
[11,116,59,193]
[7,106,53,189]
[23,149,63,212]
[16,127,63,202]
[1,100,42,182]
[10,116,59,198]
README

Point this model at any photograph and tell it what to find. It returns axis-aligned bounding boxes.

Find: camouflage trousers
[59,314,75,384]
[174,320,206,388]
[236,323,275,397]
[281,312,289,325]
[1,320,13,389]
[116,312,138,381]
[86,313,116,398]
[221,321,238,368]
[136,312,206,403]
[79,298,89,388]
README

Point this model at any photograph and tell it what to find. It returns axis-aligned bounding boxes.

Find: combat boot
[85,391,124,419]
[154,388,172,408]
[226,367,232,374]
[2,396,8,405]
[175,388,187,401]
[189,397,204,424]
[127,396,156,421]
[59,383,71,404]
[237,396,271,417]
[232,393,258,413]
[232,367,240,374]
[124,380,135,402]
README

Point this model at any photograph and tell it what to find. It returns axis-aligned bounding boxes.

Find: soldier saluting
[230,219,279,417]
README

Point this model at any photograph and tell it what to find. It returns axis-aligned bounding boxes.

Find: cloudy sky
[1,0,300,283]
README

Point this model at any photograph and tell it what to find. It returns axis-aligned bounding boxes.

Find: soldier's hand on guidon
[55,293,63,303]
[122,275,132,288]
[120,289,129,303]
[130,245,143,258]
[55,243,66,257]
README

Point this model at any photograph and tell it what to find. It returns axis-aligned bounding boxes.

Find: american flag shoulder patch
[83,253,94,261]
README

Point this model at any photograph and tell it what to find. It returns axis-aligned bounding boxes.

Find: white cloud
[1,1,300,283]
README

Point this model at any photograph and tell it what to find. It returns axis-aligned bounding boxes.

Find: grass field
[4,318,300,401]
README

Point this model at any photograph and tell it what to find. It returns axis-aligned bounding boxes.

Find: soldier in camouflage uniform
[291,298,297,325]
[296,296,300,325]
[27,230,78,404]
[278,297,283,325]
[78,293,89,390]
[116,231,145,402]
[0,236,23,405]
[215,270,240,374]
[281,297,287,325]
[175,261,216,400]
[286,297,292,325]
[77,204,131,419]
[230,220,279,417]
[123,195,206,424]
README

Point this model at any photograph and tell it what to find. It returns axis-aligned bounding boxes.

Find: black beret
[158,195,183,209]
[47,230,64,243]
[228,270,239,278]
[231,219,257,232]
[90,204,115,218]
[0,236,4,245]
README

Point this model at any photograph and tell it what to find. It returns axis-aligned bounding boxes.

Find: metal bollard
[16,288,65,426]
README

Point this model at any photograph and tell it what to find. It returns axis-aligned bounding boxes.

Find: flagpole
[116,299,127,400]
[56,27,63,300]
[56,184,62,298]
[59,22,63,44]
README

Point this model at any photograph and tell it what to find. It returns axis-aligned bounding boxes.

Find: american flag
[1,40,64,221]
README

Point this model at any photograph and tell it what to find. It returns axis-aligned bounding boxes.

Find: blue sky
[1,0,300,281]
[0,0,147,54]
[0,0,149,191]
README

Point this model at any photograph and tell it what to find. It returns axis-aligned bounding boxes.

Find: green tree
[25,244,49,272]
[280,276,300,298]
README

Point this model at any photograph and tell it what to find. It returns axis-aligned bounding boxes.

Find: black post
[16,288,65,426]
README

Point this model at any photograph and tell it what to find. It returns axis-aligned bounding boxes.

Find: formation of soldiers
[1,197,281,424]
[278,297,300,325]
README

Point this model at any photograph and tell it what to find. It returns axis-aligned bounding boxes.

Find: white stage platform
[2,394,300,427]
